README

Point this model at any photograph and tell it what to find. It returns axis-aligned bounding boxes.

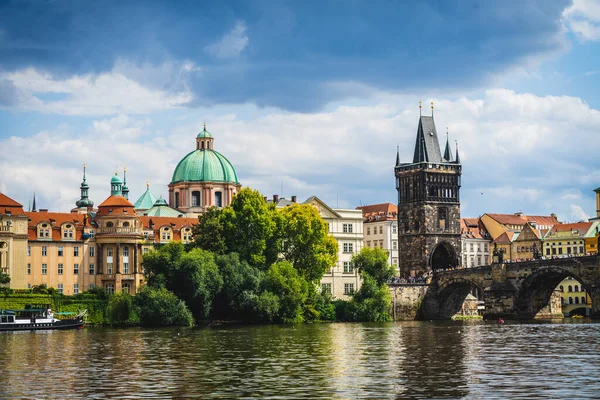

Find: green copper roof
[197,127,213,139]
[133,187,158,210]
[171,149,239,184]
[143,201,184,217]
[111,174,122,184]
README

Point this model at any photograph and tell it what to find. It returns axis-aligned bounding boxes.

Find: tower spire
[419,101,422,117]
[395,145,400,167]
[443,127,453,162]
[455,140,461,164]
[122,165,129,200]
[76,163,93,209]
[32,192,36,212]
[431,101,434,117]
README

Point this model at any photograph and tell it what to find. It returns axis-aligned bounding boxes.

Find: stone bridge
[390,255,600,320]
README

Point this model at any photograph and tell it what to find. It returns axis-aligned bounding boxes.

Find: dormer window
[161,227,172,242]
[63,224,74,239]
[38,223,51,239]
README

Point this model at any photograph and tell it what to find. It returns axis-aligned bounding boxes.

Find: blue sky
[1,0,599,222]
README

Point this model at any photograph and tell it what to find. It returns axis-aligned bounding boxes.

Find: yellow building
[0,193,29,288]
[542,221,598,258]
[557,277,592,317]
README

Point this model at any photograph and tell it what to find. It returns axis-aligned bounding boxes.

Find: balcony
[0,225,14,233]
[97,227,142,235]
[121,274,136,280]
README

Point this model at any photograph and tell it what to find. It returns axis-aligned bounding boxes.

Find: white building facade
[357,203,399,274]
[303,197,364,299]
[461,218,492,268]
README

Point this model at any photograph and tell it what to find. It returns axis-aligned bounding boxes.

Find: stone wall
[389,284,429,320]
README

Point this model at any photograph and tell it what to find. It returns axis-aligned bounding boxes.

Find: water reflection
[1,320,600,399]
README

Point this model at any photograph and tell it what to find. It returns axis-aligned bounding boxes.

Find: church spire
[443,127,453,162]
[395,145,400,167]
[32,192,36,212]
[455,141,461,164]
[76,163,94,208]
[122,166,129,200]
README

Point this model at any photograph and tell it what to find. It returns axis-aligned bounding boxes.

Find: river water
[1,320,599,399]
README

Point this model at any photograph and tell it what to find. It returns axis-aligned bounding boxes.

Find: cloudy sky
[1,0,599,221]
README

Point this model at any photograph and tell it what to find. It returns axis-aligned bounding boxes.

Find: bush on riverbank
[134,286,193,327]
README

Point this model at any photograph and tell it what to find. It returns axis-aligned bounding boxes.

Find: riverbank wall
[389,284,429,320]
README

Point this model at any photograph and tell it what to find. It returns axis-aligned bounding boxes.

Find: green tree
[352,275,392,322]
[262,261,309,323]
[142,243,223,321]
[213,252,263,320]
[0,273,10,285]
[134,286,193,327]
[221,188,276,268]
[277,203,338,282]
[352,247,395,286]
[107,292,134,325]
[188,207,226,254]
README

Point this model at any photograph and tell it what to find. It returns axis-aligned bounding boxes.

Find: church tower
[395,103,462,277]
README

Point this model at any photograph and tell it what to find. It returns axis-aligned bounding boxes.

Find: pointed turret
[455,141,461,164]
[32,192,37,212]
[395,146,400,167]
[133,181,158,213]
[443,128,453,162]
[76,164,94,208]
[122,166,129,200]
[412,116,443,164]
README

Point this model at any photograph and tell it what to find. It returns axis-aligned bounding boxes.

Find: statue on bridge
[532,243,541,260]
[493,243,503,263]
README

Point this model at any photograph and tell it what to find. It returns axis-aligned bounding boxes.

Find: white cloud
[1,89,599,221]
[205,21,249,60]
[0,61,197,116]
[563,0,600,40]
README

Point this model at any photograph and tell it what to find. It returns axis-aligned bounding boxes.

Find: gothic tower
[395,104,462,277]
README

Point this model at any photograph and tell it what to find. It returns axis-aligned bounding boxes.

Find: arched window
[106,222,114,228]
[105,283,115,295]
[123,221,130,228]
[568,285,573,292]
[582,296,586,304]
[569,297,573,304]
[574,285,579,292]
[559,285,564,292]
[575,297,580,304]
[192,191,201,207]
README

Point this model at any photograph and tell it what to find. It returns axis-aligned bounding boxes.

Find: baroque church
[0,126,241,295]
[395,104,462,277]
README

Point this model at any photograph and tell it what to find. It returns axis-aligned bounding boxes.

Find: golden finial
[146,180,149,188]
[419,101,422,109]
[124,165,126,173]
[446,127,449,136]
[115,167,118,175]
[204,121,206,131]
[83,163,86,169]
[431,101,434,110]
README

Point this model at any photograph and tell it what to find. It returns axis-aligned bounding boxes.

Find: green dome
[197,127,213,139]
[154,197,168,206]
[133,186,158,210]
[111,174,122,184]
[171,149,239,184]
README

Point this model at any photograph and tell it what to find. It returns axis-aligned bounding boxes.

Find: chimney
[551,213,557,219]
[273,194,279,203]
[514,211,523,217]
[291,195,297,203]
[39,209,48,212]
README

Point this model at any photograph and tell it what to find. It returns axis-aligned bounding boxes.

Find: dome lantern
[196,123,215,151]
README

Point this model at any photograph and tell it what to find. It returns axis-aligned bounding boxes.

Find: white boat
[0,306,86,331]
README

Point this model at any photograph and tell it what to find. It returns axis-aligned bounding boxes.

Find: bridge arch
[434,278,484,319]
[429,241,459,270]
[514,265,592,319]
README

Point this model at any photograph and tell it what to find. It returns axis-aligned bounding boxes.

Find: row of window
[562,297,587,305]
[29,246,95,257]
[463,243,490,253]
[28,282,132,295]
[545,246,585,256]
[559,285,583,293]
[320,283,355,295]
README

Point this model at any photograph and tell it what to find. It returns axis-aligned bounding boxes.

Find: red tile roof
[461,218,485,239]
[0,193,26,216]
[25,211,90,241]
[357,203,397,222]
[494,231,514,244]
[97,195,136,216]
[486,213,559,227]
[549,222,592,234]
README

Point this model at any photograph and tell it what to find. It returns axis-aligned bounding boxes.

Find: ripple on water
[1,321,600,399]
